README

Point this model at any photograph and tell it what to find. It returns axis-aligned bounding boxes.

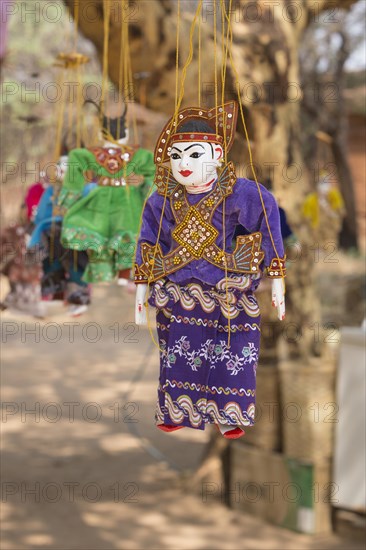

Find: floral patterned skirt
[149,275,261,430]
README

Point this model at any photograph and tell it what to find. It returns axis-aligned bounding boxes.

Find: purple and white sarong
[149,274,261,430]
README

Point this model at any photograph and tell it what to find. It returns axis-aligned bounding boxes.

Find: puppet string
[223,2,286,277]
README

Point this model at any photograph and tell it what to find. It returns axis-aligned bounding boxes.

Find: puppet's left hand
[127,174,144,187]
[272,278,285,321]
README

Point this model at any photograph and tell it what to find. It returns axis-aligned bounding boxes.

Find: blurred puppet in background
[302,169,345,246]
[303,131,345,247]
[0,176,47,317]
[134,102,286,439]
[28,153,92,317]
[57,101,155,287]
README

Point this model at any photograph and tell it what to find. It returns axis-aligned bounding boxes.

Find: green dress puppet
[57,103,156,283]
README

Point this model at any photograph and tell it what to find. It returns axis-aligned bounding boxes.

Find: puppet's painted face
[56,155,69,182]
[169,141,222,187]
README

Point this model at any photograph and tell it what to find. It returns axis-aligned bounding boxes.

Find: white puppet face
[169,141,223,187]
[57,155,69,182]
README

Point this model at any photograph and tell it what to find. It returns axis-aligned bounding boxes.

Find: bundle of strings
[101,0,139,146]
[52,0,139,265]
[53,0,89,160]
[134,0,286,351]
[51,0,87,262]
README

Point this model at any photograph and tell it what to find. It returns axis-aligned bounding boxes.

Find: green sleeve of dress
[57,149,93,210]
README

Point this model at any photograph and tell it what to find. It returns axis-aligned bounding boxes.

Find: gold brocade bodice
[134,163,265,283]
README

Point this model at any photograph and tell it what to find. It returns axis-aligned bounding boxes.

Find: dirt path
[1,283,364,550]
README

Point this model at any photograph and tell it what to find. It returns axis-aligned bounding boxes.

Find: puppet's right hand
[127,173,144,187]
[135,284,148,325]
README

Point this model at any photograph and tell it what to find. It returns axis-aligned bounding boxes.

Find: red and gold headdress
[154,101,238,164]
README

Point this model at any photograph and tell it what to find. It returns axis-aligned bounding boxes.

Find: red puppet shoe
[157,424,185,433]
[222,427,245,439]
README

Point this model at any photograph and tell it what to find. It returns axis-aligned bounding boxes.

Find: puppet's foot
[118,269,131,287]
[216,423,245,439]
[223,427,245,439]
[68,304,89,317]
[157,423,184,433]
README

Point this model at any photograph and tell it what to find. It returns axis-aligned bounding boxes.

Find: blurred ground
[1,281,365,550]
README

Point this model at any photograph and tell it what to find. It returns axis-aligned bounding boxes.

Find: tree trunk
[300,21,359,251]
[227,0,329,359]
[329,29,359,250]
[331,131,359,249]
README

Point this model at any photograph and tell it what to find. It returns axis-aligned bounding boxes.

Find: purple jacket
[135,175,285,286]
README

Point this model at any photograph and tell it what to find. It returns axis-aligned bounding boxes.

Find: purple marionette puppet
[134,101,286,439]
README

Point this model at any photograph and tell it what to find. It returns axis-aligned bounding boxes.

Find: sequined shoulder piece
[154,165,180,196]
[218,162,237,197]
[88,146,136,174]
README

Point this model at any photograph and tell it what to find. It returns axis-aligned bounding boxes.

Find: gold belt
[98,176,127,187]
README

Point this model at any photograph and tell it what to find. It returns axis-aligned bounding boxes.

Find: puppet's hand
[272,278,285,321]
[135,284,148,325]
[127,173,144,187]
